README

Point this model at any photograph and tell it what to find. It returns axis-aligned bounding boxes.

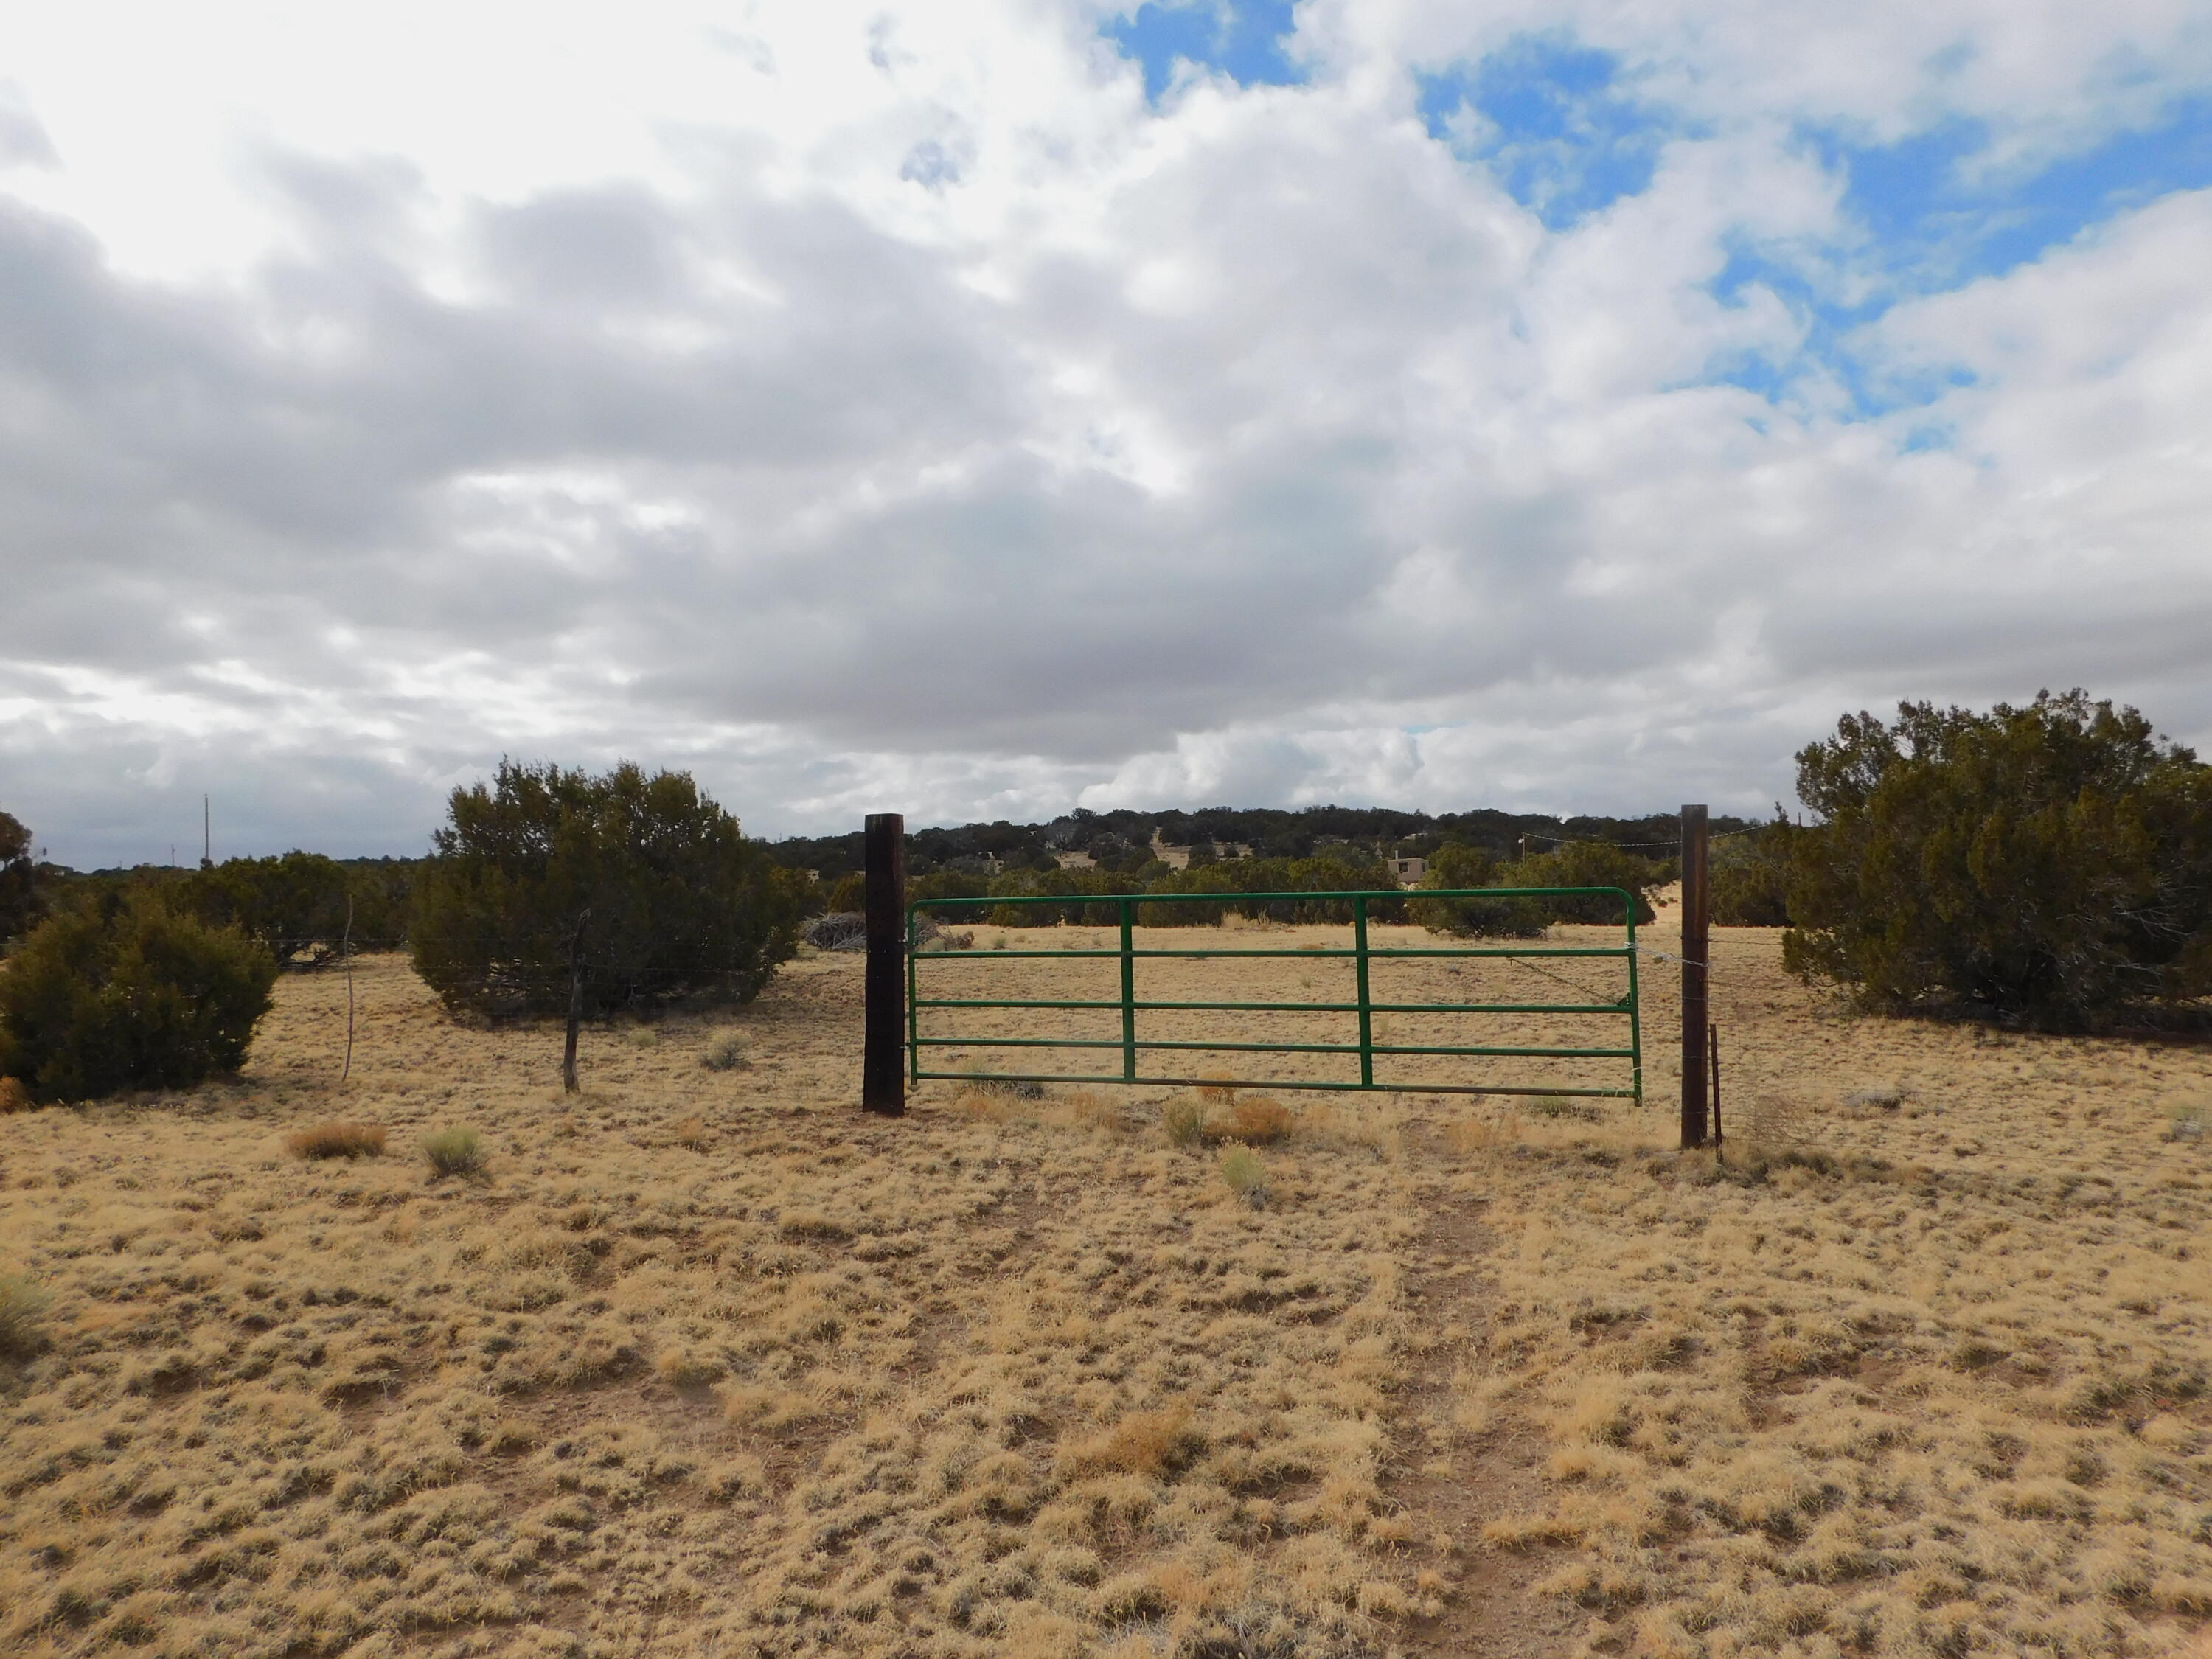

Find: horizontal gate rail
[906,887,1643,1103]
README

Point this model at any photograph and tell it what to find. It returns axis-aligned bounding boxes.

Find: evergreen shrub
[0,891,279,1104]
[1781,692,2212,1022]
[410,760,803,1018]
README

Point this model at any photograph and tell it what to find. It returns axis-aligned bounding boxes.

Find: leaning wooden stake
[862,813,906,1116]
[1680,804,1709,1149]
[563,908,590,1095]
[1708,1021,1722,1150]
[340,894,356,1085]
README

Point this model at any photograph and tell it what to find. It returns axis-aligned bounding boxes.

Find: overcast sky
[3,1,2209,865]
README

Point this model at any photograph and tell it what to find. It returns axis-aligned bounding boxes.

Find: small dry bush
[421,1124,487,1179]
[668,1113,712,1150]
[1162,1095,1206,1148]
[0,1075,31,1113]
[655,1345,723,1387]
[283,1120,386,1160]
[1057,1402,1204,1478]
[699,1030,750,1071]
[0,1271,48,1358]
[1206,1094,1293,1146]
[1220,1145,1268,1207]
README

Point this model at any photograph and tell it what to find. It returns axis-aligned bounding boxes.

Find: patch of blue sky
[1416,35,1677,230]
[1815,93,2212,293]
[1102,1,1302,105]
[1700,240,1980,420]
[1700,94,2212,425]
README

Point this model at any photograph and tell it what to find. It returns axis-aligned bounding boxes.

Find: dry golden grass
[0,950,1422,1658]
[0,917,2205,1658]
[1206,1095,1295,1147]
[1408,908,2212,1659]
[282,1121,388,1161]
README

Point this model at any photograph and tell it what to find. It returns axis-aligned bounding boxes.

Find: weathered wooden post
[1680,804,1708,1148]
[563,908,590,1095]
[862,813,906,1116]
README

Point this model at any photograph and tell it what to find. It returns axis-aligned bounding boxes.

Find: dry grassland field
[3,900,2211,1659]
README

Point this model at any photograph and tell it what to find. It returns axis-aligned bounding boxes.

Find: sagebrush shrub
[1161,1096,1206,1149]
[1220,1146,1267,1207]
[285,1121,386,1160]
[700,1032,750,1071]
[422,1125,487,1179]
[0,891,278,1104]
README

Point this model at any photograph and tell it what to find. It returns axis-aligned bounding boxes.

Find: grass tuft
[1525,1093,1601,1121]
[1209,1095,1293,1147]
[0,1271,49,1359]
[284,1121,387,1160]
[1162,1096,1206,1149]
[1220,1146,1268,1208]
[1058,1404,1204,1478]
[421,1124,487,1180]
[700,1031,750,1071]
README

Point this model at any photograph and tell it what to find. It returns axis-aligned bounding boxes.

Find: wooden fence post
[863,813,906,1116]
[1680,804,1708,1148]
[563,908,590,1096]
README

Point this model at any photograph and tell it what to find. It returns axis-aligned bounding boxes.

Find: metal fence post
[863,813,905,1116]
[1680,804,1708,1148]
[1119,898,1137,1082]
[1624,890,1643,1108]
[1353,895,1374,1088]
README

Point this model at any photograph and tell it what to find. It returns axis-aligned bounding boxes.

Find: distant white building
[1388,855,1427,886]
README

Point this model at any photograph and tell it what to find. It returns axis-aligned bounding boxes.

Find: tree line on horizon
[4,689,2211,1105]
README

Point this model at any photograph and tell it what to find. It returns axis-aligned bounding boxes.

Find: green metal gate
[906,886,1642,1102]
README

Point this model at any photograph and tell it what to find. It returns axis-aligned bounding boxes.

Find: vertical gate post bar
[1624,888,1643,1109]
[1680,804,1709,1148]
[907,902,919,1089]
[1353,895,1374,1089]
[862,813,906,1117]
[1119,899,1137,1082]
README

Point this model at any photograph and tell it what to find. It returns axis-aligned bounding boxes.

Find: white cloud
[1,1,2209,865]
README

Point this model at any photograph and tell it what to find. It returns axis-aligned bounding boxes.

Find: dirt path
[1386,1124,1581,1659]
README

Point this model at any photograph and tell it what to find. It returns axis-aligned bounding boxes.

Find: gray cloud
[4,13,2211,869]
